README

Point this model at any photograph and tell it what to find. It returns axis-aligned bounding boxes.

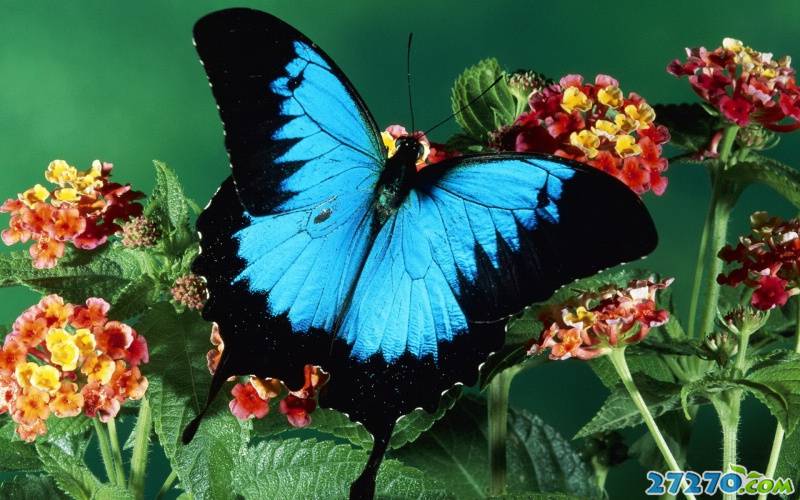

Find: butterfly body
[185,8,658,498]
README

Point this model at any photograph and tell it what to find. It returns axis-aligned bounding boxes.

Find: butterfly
[184,7,657,498]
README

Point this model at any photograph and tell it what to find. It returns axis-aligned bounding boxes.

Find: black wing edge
[192,7,383,215]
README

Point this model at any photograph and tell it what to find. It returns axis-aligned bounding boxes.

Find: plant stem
[107,417,126,486]
[487,366,518,497]
[687,192,714,338]
[719,125,740,165]
[758,298,800,500]
[607,349,695,500]
[129,398,152,499]
[156,470,178,500]
[93,419,118,486]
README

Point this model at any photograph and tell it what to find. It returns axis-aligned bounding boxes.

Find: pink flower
[229,383,269,419]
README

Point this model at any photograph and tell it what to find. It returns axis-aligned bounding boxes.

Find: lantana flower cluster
[381,125,460,167]
[206,324,328,428]
[528,278,673,360]
[1,160,144,269]
[0,295,149,441]
[668,38,800,131]
[491,74,670,196]
[717,212,800,310]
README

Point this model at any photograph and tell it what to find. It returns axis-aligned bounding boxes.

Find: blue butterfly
[185,8,657,498]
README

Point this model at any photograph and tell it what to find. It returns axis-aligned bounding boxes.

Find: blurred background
[1,1,798,497]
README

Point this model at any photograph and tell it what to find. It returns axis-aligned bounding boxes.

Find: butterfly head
[394,135,427,165]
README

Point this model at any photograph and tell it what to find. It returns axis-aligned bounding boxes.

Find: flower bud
[171,273,207,311]
[120,216,160,248]
[701,331,739,367]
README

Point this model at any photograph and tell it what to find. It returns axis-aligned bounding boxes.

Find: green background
[1,1,798,498]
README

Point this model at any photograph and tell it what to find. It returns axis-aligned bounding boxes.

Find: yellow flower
[591,119,619,139]
[615,134,642,157]
[624,103,655,130]
[73,329,96,356]
[563,306,597,329]
[15,362,38,387]
[45,160,78,187]
[53,187,81,204]
[45,328,71,351]
[30,365,60,394]
[19,184,50,207]
[381,131,398,158]
[722,37,744,53]
[614,113,636,132]
[561,87,592,113]
[597,86,623,108]
[50,339,80,371]
[82,354,115,384]
[569,130,601,159]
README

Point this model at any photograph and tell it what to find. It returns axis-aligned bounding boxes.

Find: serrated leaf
[147,161,189,234]
[776,424,800,491]
[252,404,373,449]
[0,421,41,472]
[390,386,463,449]
[451,58,518,141]
[737,360,800,435]
[139,302,249,500]
[393,395,598,499]
[0,247,139,302]
[575,377,682,439]
[730,154,800,209]
[35,442,132,500]
[652,103,719,153]
[0,474,68,500]
[232,437,449,499]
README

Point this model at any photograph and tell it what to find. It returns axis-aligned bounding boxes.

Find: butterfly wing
[327,154,657,430]
[191,9,384,396]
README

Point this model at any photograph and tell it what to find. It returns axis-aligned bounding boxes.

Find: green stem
[687,191,714,338]
[719,125,740,165]
[107,418,126,486]
[93,419,118,485]
[607,349,696,500]
[156,470,178,500]
[129,398,152,499]
[487,366,519,497]
[759,298,800,500]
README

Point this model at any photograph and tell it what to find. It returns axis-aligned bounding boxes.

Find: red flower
[718,212,800,310]
[229,382,269,419]
[719,96,754,126]
[491,73,669,196]
[279,394,316,428]
[95,321,134,360]
[752,275,790,310]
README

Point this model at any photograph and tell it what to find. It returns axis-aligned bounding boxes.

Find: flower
[668,38,800,131]
[1,159,144,268]
[229,383,270,419]
[207,323,224,374]
[0,295,149,440]
[171,274,208,311]
[490,74,670,195]
[120,216,160,248]
[280,395,316,428]
[717,212,800,310]
[528,277,673,360]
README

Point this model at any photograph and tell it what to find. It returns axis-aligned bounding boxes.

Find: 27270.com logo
[645,465,795,496]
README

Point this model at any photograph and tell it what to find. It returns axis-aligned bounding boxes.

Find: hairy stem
[155,470,178,500]
[129,398,152,499]
[607,348,696,500]
[759,298,800,500]
[107,418,126,486]
[487,366,518,497]
[93,419,118,486]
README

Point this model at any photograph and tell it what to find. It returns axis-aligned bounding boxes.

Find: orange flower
[13,388,50,424]
[38,295,73,328]
[207,322,224,374]
[81,382,120,422]
[49,381,84,417]
[12,311,48,347]
[81,354,115,384]
[29,237,65,269]
[111,363,148,401]
[0,376,20,414]
[0,340,27,376]
[52,206,86,241]
[16,418,47,442]
[70,298,110,329]
[95,321,134,360]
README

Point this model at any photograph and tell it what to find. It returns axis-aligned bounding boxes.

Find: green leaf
[393,395,598,499]
[0,246,139,303]
[776,423,800,491]
[575,377,682,438]
[147,160,189,234]
[139,302,250,500]
[252,404,373,449]
[390,385,463,449]
[737,360,800,435]
[0,474,68,500]
[35,442,133,500]
[0,421,41,472]
[652,103,719,154]
[232,437,449,499]
[730,154,800,209]
[451,58,517,141]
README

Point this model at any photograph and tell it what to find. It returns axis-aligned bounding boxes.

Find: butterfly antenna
[406,32,415,132]
[423,75,504,137]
